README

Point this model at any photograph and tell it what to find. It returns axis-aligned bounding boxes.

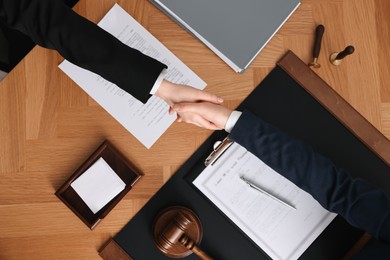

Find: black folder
[102,51,390,259]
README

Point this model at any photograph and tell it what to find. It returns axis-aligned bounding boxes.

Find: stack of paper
[71,157,126,214]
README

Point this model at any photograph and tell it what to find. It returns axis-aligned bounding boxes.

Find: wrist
[155,80,174,105]
[150,69,168,95]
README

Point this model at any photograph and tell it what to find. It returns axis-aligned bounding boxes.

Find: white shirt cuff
[224,110,242,133]
[150,69,168,94]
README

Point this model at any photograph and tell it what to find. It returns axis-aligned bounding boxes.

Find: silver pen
[240,176,296,210]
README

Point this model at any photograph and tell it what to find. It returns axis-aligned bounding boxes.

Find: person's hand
[172,102,233,130]
[155,80,223,107]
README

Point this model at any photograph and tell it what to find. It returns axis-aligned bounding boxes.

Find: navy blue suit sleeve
[0,0,166,103]
[230,110,390,243]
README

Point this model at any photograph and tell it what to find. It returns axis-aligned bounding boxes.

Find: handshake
[155,80,234,131]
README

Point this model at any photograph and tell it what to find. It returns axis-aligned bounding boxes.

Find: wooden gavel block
[152,206,213,259]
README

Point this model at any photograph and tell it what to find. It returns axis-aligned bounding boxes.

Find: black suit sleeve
[0,0,167,103]
[230,110,390,244]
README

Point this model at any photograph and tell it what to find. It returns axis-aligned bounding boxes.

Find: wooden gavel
[154,210,213,260]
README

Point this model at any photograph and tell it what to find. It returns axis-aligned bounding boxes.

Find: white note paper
[193,143,336,260]
[59,4,206,148]
[71,157,126,214]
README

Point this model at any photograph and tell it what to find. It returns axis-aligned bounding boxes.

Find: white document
[71,157,126,214]
[193,142,336,260]
[59,4,206,148]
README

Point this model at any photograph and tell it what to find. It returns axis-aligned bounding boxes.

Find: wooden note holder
[55,140,142,230]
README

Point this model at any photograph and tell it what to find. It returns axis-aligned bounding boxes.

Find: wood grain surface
[0,0,389,259]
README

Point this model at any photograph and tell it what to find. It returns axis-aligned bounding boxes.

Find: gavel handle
[191,245,214,260]
[180,235,214,260]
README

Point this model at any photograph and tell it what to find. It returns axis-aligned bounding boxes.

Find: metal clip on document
[204,136,234,167]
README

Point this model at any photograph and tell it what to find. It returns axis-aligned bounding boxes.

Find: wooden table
[1,0,389,259]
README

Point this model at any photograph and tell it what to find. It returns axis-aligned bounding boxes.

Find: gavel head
[156,211,193,253]
[152,206,203,258]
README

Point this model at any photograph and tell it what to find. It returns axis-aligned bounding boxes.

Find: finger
[173,103,215,120]
[195,119,221,130]
[169,106,175,115]
[173,103,202,113]
[186,114,222,130]
[195,90,223,104]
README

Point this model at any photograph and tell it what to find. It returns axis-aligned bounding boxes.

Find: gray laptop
[149,0,301,72]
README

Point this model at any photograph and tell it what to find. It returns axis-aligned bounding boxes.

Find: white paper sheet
[71,157,126,214]
[59,4,206,148]
[193,143,336,260]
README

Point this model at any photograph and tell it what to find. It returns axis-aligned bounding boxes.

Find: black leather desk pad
[113,52,390,259]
